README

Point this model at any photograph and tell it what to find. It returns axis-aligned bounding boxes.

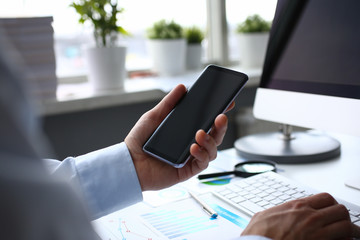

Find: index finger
[209,114,228,146]
[225,101,235,113]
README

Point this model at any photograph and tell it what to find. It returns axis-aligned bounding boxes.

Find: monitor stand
[234,124,341,164]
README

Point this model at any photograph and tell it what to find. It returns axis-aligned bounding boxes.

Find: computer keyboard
[212,171,360,226]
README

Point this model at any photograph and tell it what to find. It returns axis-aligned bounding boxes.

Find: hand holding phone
[143,65,248,168]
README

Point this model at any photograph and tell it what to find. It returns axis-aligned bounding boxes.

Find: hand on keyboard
[241,193,360,240]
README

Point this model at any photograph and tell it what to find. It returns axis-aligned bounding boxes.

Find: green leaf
[69,0,129,47]
[146,19,184,39]
[184,26,204,44]
[236,14,272,33]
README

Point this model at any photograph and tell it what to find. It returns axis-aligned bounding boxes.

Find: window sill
[36,67,261,116]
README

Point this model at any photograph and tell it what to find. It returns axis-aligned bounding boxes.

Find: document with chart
[93,190,250,240]
[92,152,253,240]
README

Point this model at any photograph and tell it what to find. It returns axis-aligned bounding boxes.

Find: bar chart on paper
[141,208,218,239]
[140,196,246,240]
[94,193,249,240]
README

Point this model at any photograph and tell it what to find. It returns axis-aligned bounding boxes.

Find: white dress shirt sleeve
[44,142,143,220]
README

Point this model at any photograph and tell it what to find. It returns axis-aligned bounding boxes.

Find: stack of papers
[0,16,57,100]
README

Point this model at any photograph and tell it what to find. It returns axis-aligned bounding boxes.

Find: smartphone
[143,65,248,168]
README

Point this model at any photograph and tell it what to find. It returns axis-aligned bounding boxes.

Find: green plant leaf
[70,0,129,47]
[184,26,204,44]
[146,19,184,39]
[236,14,272,33]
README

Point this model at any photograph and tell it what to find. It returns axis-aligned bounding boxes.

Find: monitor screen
[263,0,360,99]
[253,0,360,137]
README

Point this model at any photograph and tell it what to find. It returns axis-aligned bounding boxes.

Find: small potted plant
[146,19,186,76]
[236,14,271,68]
[70,0,129,92]
[184,26,204,70]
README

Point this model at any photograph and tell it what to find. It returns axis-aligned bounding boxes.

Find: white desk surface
[93,132,360,239]
[219,132,360,206]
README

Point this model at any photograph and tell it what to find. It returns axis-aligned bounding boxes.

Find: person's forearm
[44,142,143,220]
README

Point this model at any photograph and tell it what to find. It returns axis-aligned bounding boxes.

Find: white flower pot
[84,46,126,92]
[186,44,202,70]
[147,39,186,76]
[237,32,269,69]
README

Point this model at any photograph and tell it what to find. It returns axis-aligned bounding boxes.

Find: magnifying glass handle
[198,171,235,180]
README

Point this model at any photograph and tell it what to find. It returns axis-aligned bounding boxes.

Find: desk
[93,132,360,239]
[219,132,360,207]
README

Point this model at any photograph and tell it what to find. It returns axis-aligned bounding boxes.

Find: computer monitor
[235,0,360,166]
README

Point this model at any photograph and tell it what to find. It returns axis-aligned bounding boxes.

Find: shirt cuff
[75,142,143,219]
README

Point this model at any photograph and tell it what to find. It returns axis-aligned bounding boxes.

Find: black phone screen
[143,65,248,167]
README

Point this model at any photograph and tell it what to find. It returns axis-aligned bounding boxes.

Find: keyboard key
[245,179,257,185]
[257,200,270,207]
[238,190,250,196]
[263,203,276,209]
[265,188,276,194]
[244,186,256,192]
[264,180,276,186]
[244,193,256,200]
[264,195,276,202]
[253,182,264,188]
[278,186,290,192]
[232,196,246,203]
[270,198,284,205]
[226,193,239,199]
[285,189,298,196]
[272,183,283,189]
[251,189,263,195]
[241,200,265,213]
[272,191,284,197]
[257,192,269,198]
[251,197,263,203]
[279,194,291,201]
[292,192,305,199]
[258,185,269,191]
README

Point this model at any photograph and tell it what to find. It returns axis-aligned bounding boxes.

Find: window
[53,0,208,78]
[226,0,277,61]
[1,0,276,79]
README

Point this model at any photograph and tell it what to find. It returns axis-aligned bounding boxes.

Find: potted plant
[236,14,271,68]
[70,0,129,92]
[184,26,204,70]
[146,19,186,76]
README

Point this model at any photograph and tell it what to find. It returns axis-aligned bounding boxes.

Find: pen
[188,191,218,218]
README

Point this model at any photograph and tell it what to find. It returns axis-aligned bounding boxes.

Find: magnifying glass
[198,160,277,180]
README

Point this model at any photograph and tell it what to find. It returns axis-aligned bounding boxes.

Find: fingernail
[205,134,210,141]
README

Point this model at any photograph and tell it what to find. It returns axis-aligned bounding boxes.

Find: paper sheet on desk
[93,193,250,240]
